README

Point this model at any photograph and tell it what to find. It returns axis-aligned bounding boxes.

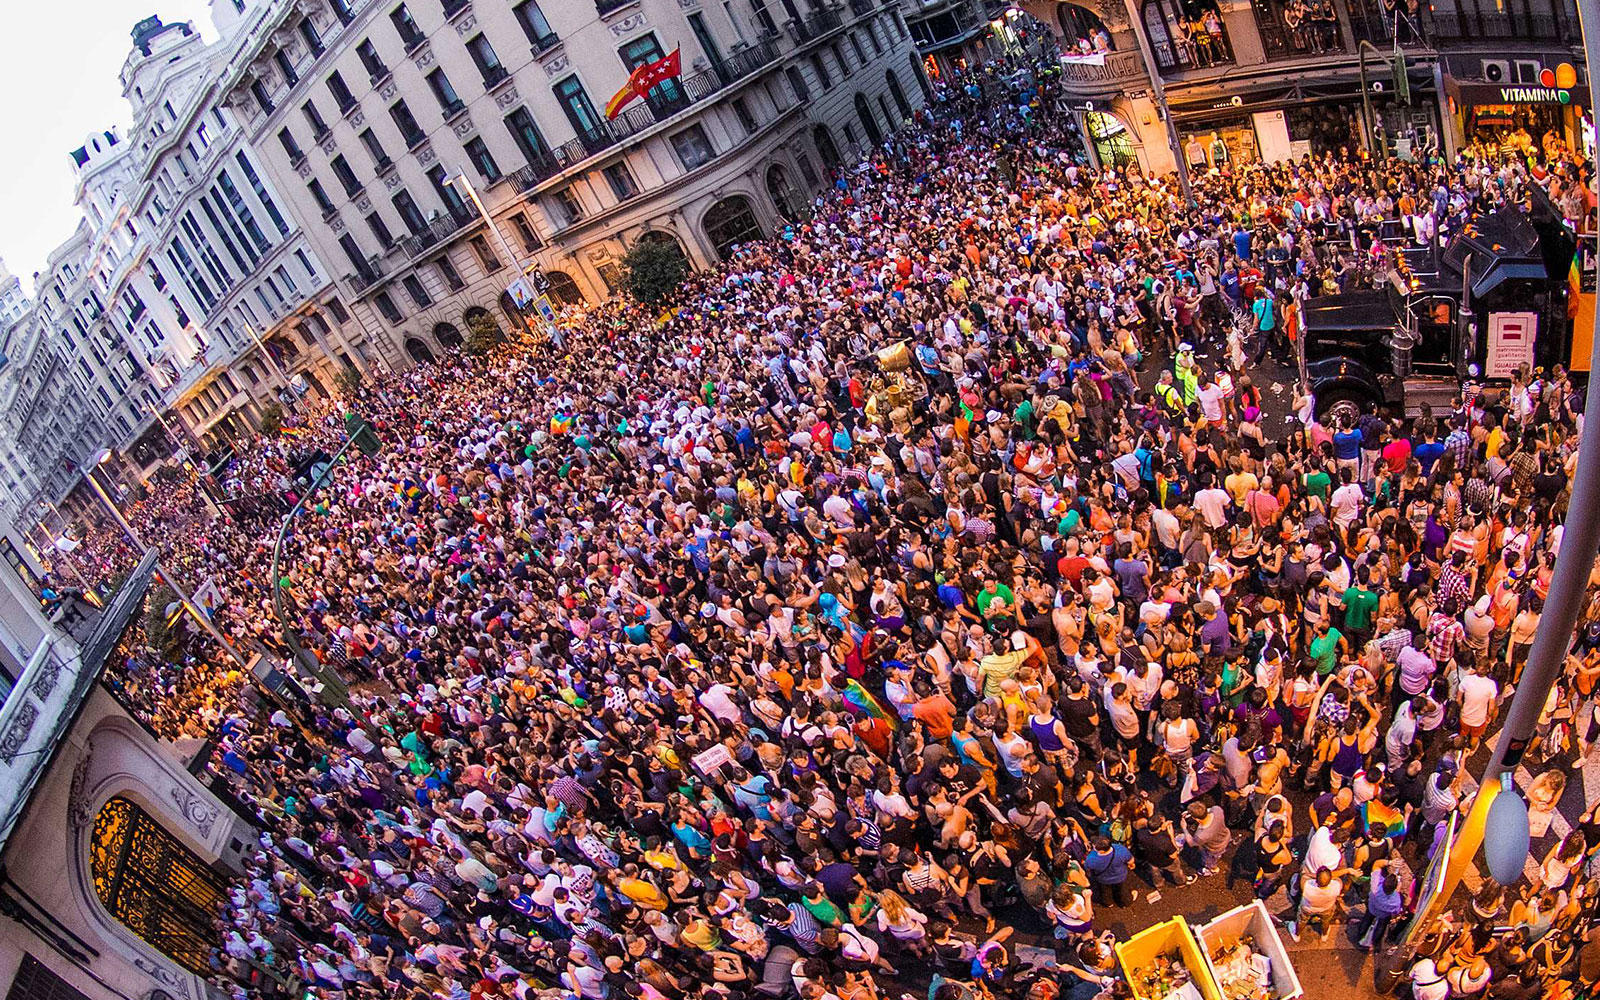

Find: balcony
[402,128,428,150]
[373,155,395,173]
[401,31,427,53]
[510,38,778,192]
[401,211,476,258]
[345,258,390,297]
[443,0,471,17]
[1150,15,1235,74]
[849,0,877,13]
[596,0,633,14]
[482,66,511,89]
[1057,48,1144,84]
[441,98,468,120]
[1425,11,1574,42]
[1252,0,1347,60]
[789,5,845,43]
[530,32,561,55]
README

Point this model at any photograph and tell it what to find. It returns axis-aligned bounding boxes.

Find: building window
[786,65,809,102]
[374,290,403,323]
[514,0,559,48]
[278,127,304,161]
[357,39,388,80]
[551,188,583,225]
[303,100,329,137]
[391,100,426,146]
[437,254,465,289]
[618,34,684,113]
[504,107,550,165]
[391,4,425,49]
[510,213,540,252]
[469,235,501,271]
[750,0,778,35]
[328,298,350,322]
[89,797,227,975]
[367,211,396,248]
[702,194,763,259]
[464,136,501,180]
[308,178,335,213]
[465,34,508,86]
[810,53,832,90]
[427,69,464,115]
[327,71,357,112]
[297,248,319,280]
[1141,0,1233,71]
[359,128,390,167]
[427,163,470,221]
[597,260,624,294]
[603,163,638,201]
[670,124,715,169]
[330,154,362,195]
[250,79,274,114]
[393,189,427,234]
[299,17,325,55]
[274,50,300,86]
[731,96,757,134]
[849,32,868,68]
[403,274,432,307]
[553,76,603,139]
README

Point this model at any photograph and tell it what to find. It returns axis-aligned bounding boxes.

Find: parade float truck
[1299,189,1592,423]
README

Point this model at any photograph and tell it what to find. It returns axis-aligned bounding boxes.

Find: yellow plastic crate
[1115,915,1223,1000]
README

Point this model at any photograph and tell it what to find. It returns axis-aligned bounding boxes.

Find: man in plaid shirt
[1436,550,1474,616]
[1426,609,1466,668]
[1443,416,1472,470]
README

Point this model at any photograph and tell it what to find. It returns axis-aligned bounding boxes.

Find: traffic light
[1391,41,1411,105]
[345,412,381,457]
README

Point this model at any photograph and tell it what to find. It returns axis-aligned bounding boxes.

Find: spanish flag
[604,47,681,119]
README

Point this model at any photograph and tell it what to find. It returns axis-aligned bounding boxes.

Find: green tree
[259,402,284,437]
[621,238,689,305]
[465,311,506,356]
[334,364,364,398]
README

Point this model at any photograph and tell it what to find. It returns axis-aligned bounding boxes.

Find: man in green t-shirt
[1302,465,1332,503]
[975,579,1015,624]
[1338,566,1380,642]
[1308,621,1346,677]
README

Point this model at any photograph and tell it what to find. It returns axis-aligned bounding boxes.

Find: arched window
[813,124,842,170]
[433,321,464,350]
[89,797,227,974]
[702,196,764,261]
[1085,111,1138,167]
[544,271,586,307]
[854,93,883,148]
[766,165,802,220]
[300,370,327,399]
[1057,3,1115,49]
[909,52,933,101]
[886,70,912,121]
[405,337,436,364]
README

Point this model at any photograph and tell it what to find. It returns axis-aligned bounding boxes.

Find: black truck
[1298,190,1590,422]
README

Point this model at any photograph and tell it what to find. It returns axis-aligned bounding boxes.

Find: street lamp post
[448,166,525,281]
[1378,0,1600,984]
[1119,0,1193,206]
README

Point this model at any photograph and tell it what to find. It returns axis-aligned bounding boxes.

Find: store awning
[1169,73,1436,124]
[1452,81,1589,109]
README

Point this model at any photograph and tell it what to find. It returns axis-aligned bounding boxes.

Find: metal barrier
[267,430,373,708]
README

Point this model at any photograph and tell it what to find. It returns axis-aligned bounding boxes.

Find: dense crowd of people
[42,59,1600,1000]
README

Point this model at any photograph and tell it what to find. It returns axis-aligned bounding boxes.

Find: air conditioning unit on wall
[1480,58,1511,82]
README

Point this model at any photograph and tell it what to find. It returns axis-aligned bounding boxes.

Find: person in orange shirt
[909,679,957,739]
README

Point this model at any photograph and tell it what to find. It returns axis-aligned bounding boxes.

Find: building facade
[215,0,929,363]
[907,0,1583,178]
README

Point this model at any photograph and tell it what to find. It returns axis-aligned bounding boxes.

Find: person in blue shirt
[1414,431,1446,476]
[1084,836,1135,907]
[1333,419,1364,476]
[1351,864,1405,950]
[1233,226,1253,262]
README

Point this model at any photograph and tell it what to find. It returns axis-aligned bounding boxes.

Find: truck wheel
[1315,387,1369,426]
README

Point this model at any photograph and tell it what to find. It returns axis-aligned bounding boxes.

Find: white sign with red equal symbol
[1486,311,1538,379]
